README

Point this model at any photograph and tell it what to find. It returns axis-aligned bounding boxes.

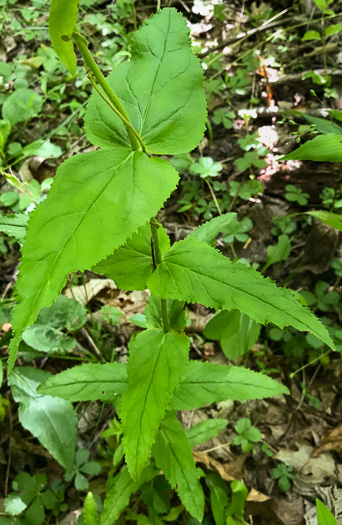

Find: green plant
[65,449,102,491]
[316,499,338,525]
[285,185,309,206]
[206,475,249,525]
[4,473,58,524]
[212,108,235,129]
[270,463,296,491]
[302,0,342,93]
[4,3,335,522]
[232,418,261,453]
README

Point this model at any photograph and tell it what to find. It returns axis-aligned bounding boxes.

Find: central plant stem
[73,32,145,152]
[150,219,170,333]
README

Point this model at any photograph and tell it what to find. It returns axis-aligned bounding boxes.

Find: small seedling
[190,157,223,178]
[4,473,57,525]
[64,449,101,491]
[270,463,296,491]
[232,418,261,453]
[285,185,309,206]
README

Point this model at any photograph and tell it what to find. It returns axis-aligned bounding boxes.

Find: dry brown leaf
[64,279,116,305]
[247,488,271,503]
[193,450,246,481]
[313,424,342,458]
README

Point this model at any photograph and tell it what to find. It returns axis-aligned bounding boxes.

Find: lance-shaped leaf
[101,465,157,525]
[38,363,127,402]
[172,361,289,410]
[9,149,178,372]
[187,213,237,244]
[49,0,78,76]
[121,328,189,479]
[94,223,170,290]
[85,8,207,155]
[185,419,227,449]
[283,134,342,162]
[147,238,334,348]
[8,367,77,470]
[152,411,204,521]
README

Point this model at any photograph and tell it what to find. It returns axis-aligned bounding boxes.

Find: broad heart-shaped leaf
[8,149,178,372]
[152,411,204,521]
[187,212,237,244]
[84,8,207,155]
[147,238,334,348]
[49,0,78,76]
[8,367,77,470]
[94,222,170,290]
[101,465,157,525]
[121,328,189,479]
[38,363,127,401]
[283,134,342,162]
[171,361,289,410]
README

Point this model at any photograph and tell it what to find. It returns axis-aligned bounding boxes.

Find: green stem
[205,177,222,216]
[87,71,146,153]
[73,32,142,152]
[150,219,170,333]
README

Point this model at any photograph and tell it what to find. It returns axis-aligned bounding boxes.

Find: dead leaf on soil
[313,424,342,458]
[193,450,246,481]
[64,279,116,305]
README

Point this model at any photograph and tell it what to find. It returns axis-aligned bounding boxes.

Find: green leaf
[283,134,342,162]
[187,213,237,244]
[121,329,189,479]
[172,361,288,410]
[8,367,77,470]
[12,140,63,161]
[190,157,223,178]
[0,119,12,151]
[263,234,291,272]
[85,8,207,155]
[147,238,334,348]
[0,213,28,242]
[226,480,248,519]
[4,494,27,516]
[101,465,157,525]
[84,492,99,525]
[316,499,338,525]
[9,149,178,372]
[185,419,227,448]
[152,411,204,521]
[221,216,252,244]
[325,23,342,37]
[302,30,321,40]
[305,210,342,232]
[304,115,342,135]
[94,222,169,290]
[205,473,228,525]
[49,0,78,76]
[312,0,327,9]
[145,295,186,331]
[38,362,127,401]
[204,310,260,360]
[2,89,43,126]
[22,324,61,353]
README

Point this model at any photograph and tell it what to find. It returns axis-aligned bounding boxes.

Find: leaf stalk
[72,32,144,152]
[150,219,170,333]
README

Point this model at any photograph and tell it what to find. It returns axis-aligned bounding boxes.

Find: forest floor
[1,0,342,524]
